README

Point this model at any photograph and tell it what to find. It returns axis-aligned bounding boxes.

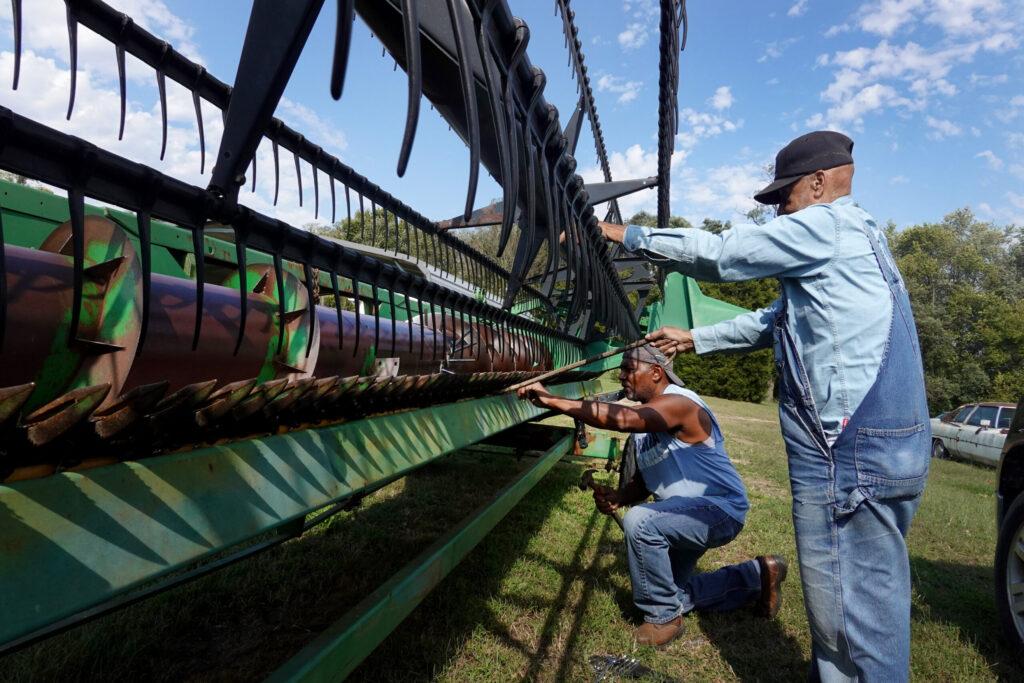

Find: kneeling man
[517,345,786,647]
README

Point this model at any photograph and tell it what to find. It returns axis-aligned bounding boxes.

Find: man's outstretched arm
[598,208,837,282]
[647,298,782,357]
[515,382,691,434]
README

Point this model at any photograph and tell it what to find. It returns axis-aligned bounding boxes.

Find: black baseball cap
[623,344,686,387]
[754,131,854,205]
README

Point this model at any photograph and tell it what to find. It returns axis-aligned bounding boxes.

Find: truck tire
[995,490,1024,657]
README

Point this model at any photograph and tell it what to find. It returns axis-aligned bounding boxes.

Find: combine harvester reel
[0,0,737,678]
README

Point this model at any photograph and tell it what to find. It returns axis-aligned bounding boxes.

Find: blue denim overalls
[774,223,930,681]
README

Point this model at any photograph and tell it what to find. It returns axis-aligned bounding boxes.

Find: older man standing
[598,131,930,681]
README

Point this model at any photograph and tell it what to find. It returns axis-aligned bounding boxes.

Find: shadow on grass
[348,459,586,681]
[599,544,809,681]
[697,608,807,680]
[911,556,1024,680]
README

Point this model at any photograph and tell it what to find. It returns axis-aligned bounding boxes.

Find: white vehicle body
[931,403,1017,466]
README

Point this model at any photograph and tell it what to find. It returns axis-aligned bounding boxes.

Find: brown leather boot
[755,555,788,618]
[634,615,684,648]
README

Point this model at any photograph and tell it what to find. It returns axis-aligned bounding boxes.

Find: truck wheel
[995,491,1024,657]
[931,438,948,459]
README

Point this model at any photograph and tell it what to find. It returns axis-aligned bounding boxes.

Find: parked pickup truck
[930,402,1017,466]
[995,398,1024,656]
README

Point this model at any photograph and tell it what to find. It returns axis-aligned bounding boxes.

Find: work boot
[755,555,788,619]
[634,616,684,648]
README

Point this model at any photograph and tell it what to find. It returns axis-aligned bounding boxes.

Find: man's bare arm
[518,388,685,434]
[597,220,627,244]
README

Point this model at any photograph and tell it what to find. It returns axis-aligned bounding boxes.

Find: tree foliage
[625,212,778,403]
[887,208,1024,412]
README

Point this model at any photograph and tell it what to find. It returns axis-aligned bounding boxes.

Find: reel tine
[156,42,169,160]
[232,223,248,356]
[370,200,378,244]
[312,147,321,219]
[0,206,5,351]
[66,143,95,345]
[358,192,365,242]
[272,135,280,205]
[250,145,257,193]
[293,142,303,206]
[475,1,511,234]
[136,171,161,354]
[328,167,335,224]
[352,276,362,356]
[65,1,78,120]
[302,260,316,357]
[115,18,129,140]
[395,0,422,177]
[330,269,343,350]
[191,218,206,350]
[330,0,356,100]
[192,66,206,173]
[403,277,413,354]
[371,280,380,355]
[445,0,479,221]
[344,182,352,230]
[495,20,529,259]
[273,251,286,354]
[11,0,21,89]
[387,281,397,357]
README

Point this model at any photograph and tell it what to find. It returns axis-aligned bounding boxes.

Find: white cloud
[618,0,658,51]
[596,74,643,104]
[925,115,962,139]
[709,86,734,110]
[580,143,669,217]
[617,23,648,50]
[1007,132,1024,149]
[824,83,912,128]
[676,107,743,149]
[766,77,781,86]
[788,0,810,17]
[979,191,1024,225]
[757,38,799,63]
[677,163,767,219]
[890,175,910,184]
[860,0,926,37]
[975,150,1004,169]
[856,0,1012,39]
[969,72,1009,86]
[0,44,347,231]
[811,11,1020,133]
[925,0,1004,36]
[824,23,851,37]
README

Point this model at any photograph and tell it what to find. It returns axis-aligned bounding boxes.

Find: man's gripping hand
[645,326,695,359]
[592,484,622,515]
[515,382,553,408]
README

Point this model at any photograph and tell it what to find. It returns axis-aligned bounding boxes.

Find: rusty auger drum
[0,0,691,673]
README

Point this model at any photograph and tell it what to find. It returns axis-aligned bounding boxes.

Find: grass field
[4,397,1021,681]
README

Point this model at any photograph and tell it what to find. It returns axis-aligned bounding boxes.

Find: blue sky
[0,0,1021,231]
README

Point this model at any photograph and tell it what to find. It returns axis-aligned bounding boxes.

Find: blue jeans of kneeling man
[623,496,760,624]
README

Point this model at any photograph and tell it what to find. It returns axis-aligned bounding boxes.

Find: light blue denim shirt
[623,195,895,440]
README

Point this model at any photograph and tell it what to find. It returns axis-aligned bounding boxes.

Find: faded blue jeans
[623,496,761,624]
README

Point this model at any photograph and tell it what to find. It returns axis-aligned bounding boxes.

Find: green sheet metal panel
[579,272,749,374]
[268,432,574,683]
[0,381,599,649]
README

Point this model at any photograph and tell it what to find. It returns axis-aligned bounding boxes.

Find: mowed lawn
[5,398,1021,681]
